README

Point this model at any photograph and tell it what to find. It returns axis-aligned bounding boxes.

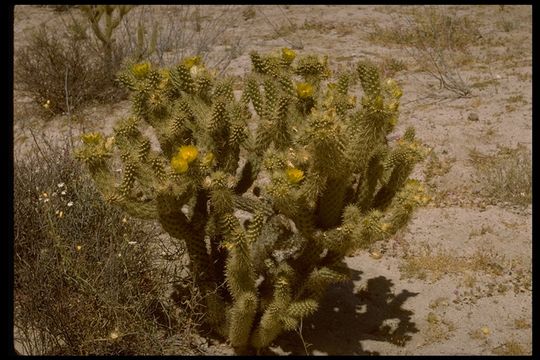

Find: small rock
[468,112,479,121]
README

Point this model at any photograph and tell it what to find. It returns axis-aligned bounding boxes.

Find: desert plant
[118,5,245,73]
[78,5,134,78]
[13,140,197,355]
[468,144,531,206]
[14,25,119,115]
[259,6,304,49]
[76,49,429,353]
[369,6,480,97]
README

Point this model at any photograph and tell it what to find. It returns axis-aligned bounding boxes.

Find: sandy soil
[13,5,532,355]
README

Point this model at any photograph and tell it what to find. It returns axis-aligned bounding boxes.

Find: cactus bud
[282,47,296,63]
[131,62,151,79]
[178,145,199,164]
[171,155,188,173]
[182,56,202,70]
[296,82,314,99]
[81,132,103,145]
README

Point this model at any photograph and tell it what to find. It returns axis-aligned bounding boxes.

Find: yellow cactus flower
[178,145,199,163]
[296,82,314,99]
[171,155,189,174]
[282,47,296,62]
[81,132,103,145]
[285,167,304,184]
[347,95,357,107]
[380,222,391,232]
[131,62,151,79]
[182,56,201,69]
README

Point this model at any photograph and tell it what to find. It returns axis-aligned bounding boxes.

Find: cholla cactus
[78,5,134,77]
[76,49,429,353]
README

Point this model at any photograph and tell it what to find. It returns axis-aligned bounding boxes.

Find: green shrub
[77,49,429,353]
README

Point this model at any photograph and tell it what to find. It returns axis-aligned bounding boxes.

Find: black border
[7,1,536,358]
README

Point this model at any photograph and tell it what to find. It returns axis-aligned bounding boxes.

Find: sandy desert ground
[13,5,532,355]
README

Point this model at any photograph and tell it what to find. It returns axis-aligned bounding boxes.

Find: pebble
[468,112,479,121]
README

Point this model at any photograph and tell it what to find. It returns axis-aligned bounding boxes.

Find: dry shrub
[14,5,245,117]
[13,140,199,355]
[369,6,481,97]
[14,25,123,116]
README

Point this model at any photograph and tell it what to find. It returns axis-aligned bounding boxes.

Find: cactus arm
[250,264,294,349]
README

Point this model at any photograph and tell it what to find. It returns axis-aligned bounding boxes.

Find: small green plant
[380,57,408,78]
[77,49,429,353]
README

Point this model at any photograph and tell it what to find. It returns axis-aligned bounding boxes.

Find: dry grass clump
[368,6,481,97]
[492,340,529,355]
[468,144,531,206]
[422,312,456,345]
[399,243,505,282]
[422,150,455,183]
[513,318,531,330]
[13,140,201,355]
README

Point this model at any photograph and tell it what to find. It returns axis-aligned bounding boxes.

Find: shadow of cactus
[275,269,419,355]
